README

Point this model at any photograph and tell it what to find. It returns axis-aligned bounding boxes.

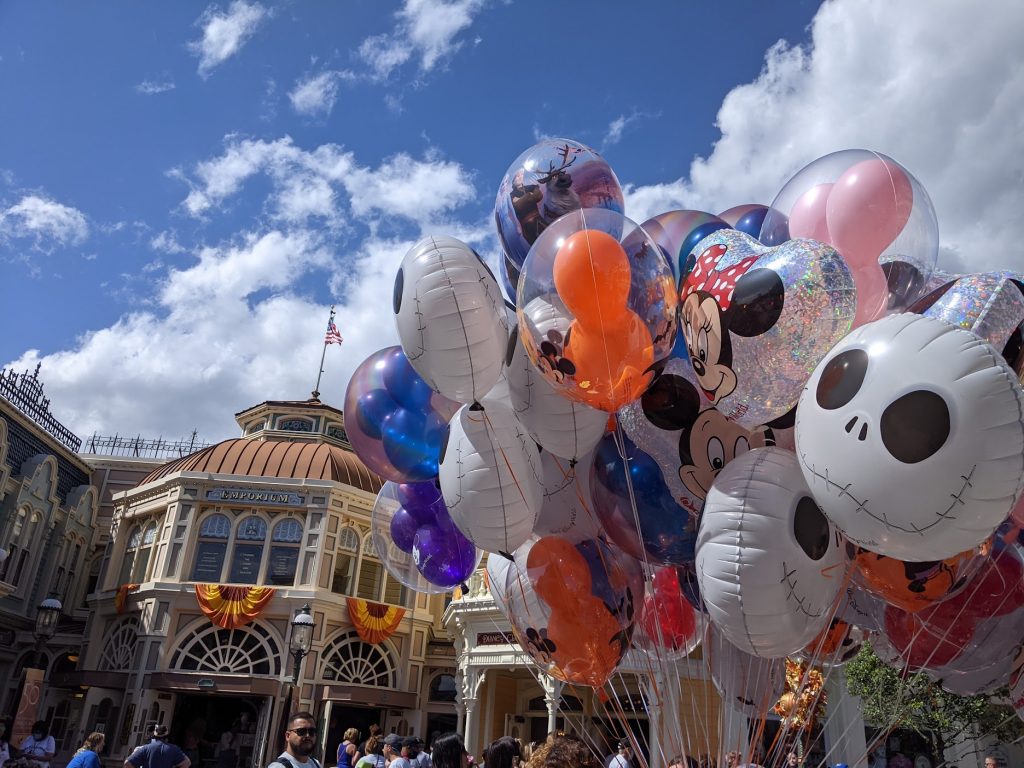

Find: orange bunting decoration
[347,598,405,644]
[773,658,827,729]
[195,584,276,629]
[116,583,139,614]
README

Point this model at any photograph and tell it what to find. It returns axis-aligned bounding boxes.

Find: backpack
[272,756,322,768]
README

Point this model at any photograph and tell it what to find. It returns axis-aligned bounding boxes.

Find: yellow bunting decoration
[116,583,139,614]
[773,658,827,729]
[194,584,276,629]
[347,598,405,644]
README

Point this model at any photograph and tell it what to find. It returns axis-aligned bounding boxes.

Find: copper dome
[141,438,383,494]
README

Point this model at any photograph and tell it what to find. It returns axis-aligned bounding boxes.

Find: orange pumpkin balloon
[552,229,631,323]
[853,546,973,613]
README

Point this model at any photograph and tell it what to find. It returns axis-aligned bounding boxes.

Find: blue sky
[1,1,1022,441]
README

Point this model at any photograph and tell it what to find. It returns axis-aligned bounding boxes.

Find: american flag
[325,317,343,345]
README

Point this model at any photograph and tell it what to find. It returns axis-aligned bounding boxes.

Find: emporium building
[62,397,460,768]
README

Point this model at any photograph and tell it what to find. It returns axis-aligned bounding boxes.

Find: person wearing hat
[125,725,190,768]
[383,735,411,768]
[406,737,432,768]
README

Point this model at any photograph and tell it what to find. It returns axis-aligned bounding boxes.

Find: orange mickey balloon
[853,546,974,614]
[527,535,593,609]
[553,229,632,324]
[563,313,654,411]
[547,597,626,687]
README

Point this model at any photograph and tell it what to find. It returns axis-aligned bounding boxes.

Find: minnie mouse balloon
[394,235,510,404]
[796,313,1024,561]
[679,229,855,427]
[696,447,845,658]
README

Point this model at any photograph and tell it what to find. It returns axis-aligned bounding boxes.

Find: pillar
[462,669,485,759]
[542,674,564,737]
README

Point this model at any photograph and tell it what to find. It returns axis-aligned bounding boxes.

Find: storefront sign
[477,631,515,646]
[12,668,44,745]
[207,488,305,506]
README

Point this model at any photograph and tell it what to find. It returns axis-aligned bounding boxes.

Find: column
[542,674,564,737]
[463,669,485,759]
[822,668,867,768]
[646,675,663,768]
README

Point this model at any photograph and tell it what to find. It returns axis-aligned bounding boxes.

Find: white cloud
[289,70,352,117]
[189,1,268,78]
[0,194,89,248]
[136,79,176,95]
[150,230,187,254]
[623,0,1024,274]
[358,0,486,79]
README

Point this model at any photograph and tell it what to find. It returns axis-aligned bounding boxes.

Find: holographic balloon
[345,346,460,482]
[495,138,624,297]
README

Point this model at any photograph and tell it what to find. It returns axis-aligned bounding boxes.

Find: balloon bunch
[343,135,1024,752]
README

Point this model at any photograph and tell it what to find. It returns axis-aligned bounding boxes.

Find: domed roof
[141,438,383,494]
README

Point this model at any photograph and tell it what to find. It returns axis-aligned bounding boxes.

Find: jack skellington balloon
[696,447,845,658]
[796,313,1024,562]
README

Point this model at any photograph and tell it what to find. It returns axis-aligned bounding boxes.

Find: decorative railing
[0,364,81,451]
[82,431,211,459]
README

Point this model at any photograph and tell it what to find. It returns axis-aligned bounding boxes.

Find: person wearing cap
[383,735,411,768]
[125,724,190,768]
[266,712,321,768]
[407,737,432,768]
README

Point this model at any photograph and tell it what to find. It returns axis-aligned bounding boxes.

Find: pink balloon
[788,182,833,243]
[852,262,889,326]
[826,158,913,270]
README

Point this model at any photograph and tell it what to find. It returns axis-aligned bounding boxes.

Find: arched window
[331,527,360,595]
[191,513,230,582]
[320,631,396,687]
[170,620,280,675]
[279,419,312,432]
[265,518,303,586]
[1,508,35,587]
[118,525,143,585]
[229,516,267,584]
[429,674,457,702]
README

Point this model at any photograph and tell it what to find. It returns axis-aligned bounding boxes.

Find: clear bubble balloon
[495,139,624,299]
[345,346,460,483]
[760,149,939,324]
[371,480,481,593]
[517,208,677,412]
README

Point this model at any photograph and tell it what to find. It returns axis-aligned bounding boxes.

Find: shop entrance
[172,693,266,768]
[324,704,383,767]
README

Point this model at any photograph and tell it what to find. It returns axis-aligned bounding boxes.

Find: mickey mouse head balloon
[796,313,1024,562]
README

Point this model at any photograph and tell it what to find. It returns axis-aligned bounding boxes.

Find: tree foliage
[844,644,1023,757]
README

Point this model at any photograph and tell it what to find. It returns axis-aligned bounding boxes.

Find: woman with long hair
[66,733,106,768]
[526,735,600,768]
[484,738,521,768]
[339,729,361,768]
[431,733,469,768]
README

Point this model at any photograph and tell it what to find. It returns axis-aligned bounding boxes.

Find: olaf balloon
[697,447,845,658]
[796,313,1024,561]
[394,235,510,404]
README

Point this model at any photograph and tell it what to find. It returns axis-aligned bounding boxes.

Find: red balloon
[639,568,697,651]
[884,603,974,669]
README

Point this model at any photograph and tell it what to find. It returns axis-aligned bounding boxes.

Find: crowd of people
[0,714,1007,768]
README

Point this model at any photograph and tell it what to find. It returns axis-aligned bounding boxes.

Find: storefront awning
[50,670,130,689]
[146,672,280,695]
[317,683,417,709]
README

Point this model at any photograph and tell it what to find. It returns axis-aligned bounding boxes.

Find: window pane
[429,674,457,702]
[236,517,267,541]
[383,574,405,606]
[133,549,152,582]
[118,551,136,586]
[142,525,157,545]
[265,546,299,586]
[229,543,264,584]
[199,514,231,539]
[127,527,143,549]
[272,519,303,543]
[339,527,359,553]
[332,553,355,595]
[357,559,383,600]
[191,541,226,582]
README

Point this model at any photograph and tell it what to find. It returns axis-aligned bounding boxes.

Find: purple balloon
[413,520,477,588]
[390,508,419,554]
[396,481,444,524]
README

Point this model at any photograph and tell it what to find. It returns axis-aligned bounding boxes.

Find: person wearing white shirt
[20,721,57,768]
[608,742,631,768]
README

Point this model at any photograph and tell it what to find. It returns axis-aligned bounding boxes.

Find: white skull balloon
[796,313,1024,561]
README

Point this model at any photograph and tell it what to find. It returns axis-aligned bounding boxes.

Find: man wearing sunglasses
[267,713,321,768]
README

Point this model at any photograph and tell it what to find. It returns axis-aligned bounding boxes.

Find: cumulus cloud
[623,0,1024,274]
[289,70,354,116]
[136,79,175,95]
[0,194,89,248]
[176,135,475,229]
[189,1,268,78]
[359,0,486,79]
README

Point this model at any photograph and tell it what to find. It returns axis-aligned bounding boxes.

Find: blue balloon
[591,432,697,566]
[356,388,399,440]
[382,409,439,478]
[390,508,419,553]
[383,348,435,410]
[678,220,731,279]
[730,206,769,239]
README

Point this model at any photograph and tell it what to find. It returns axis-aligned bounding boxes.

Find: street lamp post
[33,597,62,668]
[280,603,315,730]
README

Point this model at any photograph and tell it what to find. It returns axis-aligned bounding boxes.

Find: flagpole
[312,305,334,401]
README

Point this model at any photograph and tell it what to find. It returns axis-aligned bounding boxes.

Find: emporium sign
[207,487,305,506]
